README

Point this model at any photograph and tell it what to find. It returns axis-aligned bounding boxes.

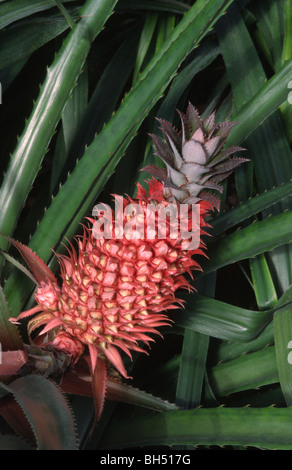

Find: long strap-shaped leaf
[201,209,292,277]
[175,329,210,409]
[0,10,74,70]
[0,0,75,30]
[210,179,292,236]
[274,305,292,406]
[0,0,118,254]
[97,405,292,449]
[226,55,292,148]
[0,375,77,450]
[172,293,273,342]
[152,339,279,399]
[175,275,215,410]
[216,4,292,296]
[209,345,278,397]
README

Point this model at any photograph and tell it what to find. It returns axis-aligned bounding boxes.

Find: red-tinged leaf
[0,249,38,285]
[203,111,216,134]
[0,350,28,376]
[91,357,107,426]
[0,395,35,446]
[36,317,64,336]
[61,370,93,396]
[0,375,78,449]
[211,157,250,176]
[87,344,107,425]
[198,191,221,211]
[141,165,167,182]
[150,133,175,164]
[60,370,177,412]
[202,181,224,193]
[27,312,56,337]
[103,344,130,379]
[185,103,203,135]
[214,120,238,147]
[0,234,57,285]
[88,342,98,373]
[106,380,178,412]
[156,118,181,149]
[209,146,246,166]
[9,305,42,325]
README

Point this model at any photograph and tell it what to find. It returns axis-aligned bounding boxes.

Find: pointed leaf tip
[92,357,107,424]
[141,165,167,181]
[0,234,57,285]
[88,344,107,427]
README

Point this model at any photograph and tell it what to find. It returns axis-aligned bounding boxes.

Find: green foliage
[97,406,292,449]
[0,0,292,450]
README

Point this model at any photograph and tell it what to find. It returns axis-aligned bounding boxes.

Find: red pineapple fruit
[8,103,247,419]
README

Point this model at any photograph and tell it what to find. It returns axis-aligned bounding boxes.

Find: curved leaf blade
[211,179,292,236]
[98,405,292,449]
[226,58,292,148]
[0,0,75,30]
[0,13,72,69]
[209,346,278,397]
[172,293,273,342]
[202,210,292,276]
[1,234,56,285]
[250,253,278,311]
[274,305,292,406]
[0,375,78,450]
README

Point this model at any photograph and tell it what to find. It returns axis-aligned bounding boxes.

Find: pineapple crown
[143,103,248,210]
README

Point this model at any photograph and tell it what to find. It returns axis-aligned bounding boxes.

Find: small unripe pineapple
[9,104,246,418]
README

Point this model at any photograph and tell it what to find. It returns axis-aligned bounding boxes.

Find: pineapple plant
[8,104,246,419]
[1,0,291,451]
